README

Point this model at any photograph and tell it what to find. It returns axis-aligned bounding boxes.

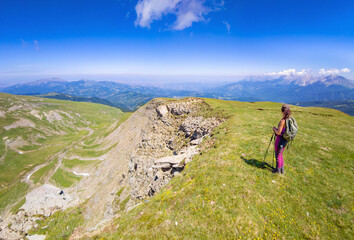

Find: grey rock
[128,98,223,200]
[156,105,169,118]
[27,235,47,240]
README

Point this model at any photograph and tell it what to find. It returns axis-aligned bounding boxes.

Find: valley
[0,94,352,240]
[1,74,353,115]
[0,93,125,225]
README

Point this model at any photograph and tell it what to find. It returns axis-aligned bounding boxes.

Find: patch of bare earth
[4,118,35,130]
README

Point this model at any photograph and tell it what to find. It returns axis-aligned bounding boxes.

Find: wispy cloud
[135,0,223,30]
[265,68,351,77]
[266,69,311,76]
[222,21,230,33]
[33,40,39,51]
[318,68,351,75]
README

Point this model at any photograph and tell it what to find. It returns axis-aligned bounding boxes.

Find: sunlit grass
[0,93,124,213]
[93,99,353,240]
[29,206,85,240]
[51,168,82,188]
[62,158,98,169]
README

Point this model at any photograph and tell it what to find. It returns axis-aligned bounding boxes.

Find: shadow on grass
[241,156,274,172]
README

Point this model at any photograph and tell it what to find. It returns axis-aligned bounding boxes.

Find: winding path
[24,127,94,185]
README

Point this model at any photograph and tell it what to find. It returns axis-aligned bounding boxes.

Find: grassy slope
[0,93,126,213]
[87,99,353,240]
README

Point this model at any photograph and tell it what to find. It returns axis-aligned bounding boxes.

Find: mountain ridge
[1,74,353,114]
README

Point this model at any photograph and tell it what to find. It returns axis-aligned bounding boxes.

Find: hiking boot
[280,167,284,174]
[272,168,281,174]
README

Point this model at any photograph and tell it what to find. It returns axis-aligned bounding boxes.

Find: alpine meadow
[1,0,354,239]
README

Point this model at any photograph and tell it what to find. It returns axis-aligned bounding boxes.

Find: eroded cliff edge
[0,98,224,239]
[128,98,223,200]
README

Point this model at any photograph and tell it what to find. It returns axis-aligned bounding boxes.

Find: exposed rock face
[29,110,42,120]
[0,184,74,240]
[43,110,63,123]
[4,136,30,151]
[21,184,75,216]
[0,210,42,240]
[128,98,223,199]
[0,97,223,239]
[4,118,36,131]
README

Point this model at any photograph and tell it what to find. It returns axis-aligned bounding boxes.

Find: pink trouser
[274,135,286,168]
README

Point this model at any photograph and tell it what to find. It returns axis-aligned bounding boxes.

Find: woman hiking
[272,104,291,174]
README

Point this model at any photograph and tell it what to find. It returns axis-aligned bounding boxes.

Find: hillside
[0,93,130,238]
[89,100,352,240]
[293,100,354,116]
[0,95,353,239]
[35,93,129,112]
[0,79,194,111]
[1,75,353,115]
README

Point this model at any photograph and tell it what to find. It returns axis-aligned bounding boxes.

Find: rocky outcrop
[128,98,223,199]
[0,210,42,240]
[0,184,74,240]
[0,97,223,239]
[4,118,36,131]
[21,184,75,216]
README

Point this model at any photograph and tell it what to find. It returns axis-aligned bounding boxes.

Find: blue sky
[0,0,353,85]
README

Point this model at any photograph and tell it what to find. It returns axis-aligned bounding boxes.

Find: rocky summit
[128,98,223,200]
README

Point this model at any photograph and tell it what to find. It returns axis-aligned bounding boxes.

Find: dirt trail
[24,127,94,185]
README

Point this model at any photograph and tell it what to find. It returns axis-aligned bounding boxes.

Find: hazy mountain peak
[35,78,66,84]
[243,74,353,88]
[318,75,354,88]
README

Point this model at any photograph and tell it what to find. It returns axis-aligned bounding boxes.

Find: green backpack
[283,117,298,142]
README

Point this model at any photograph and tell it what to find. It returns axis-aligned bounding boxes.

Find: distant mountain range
[0,78,194,111]
[34,92,130,112]
[0,74,353,114]
[200,74,354,102]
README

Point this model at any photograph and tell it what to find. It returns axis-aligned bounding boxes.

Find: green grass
[119,196,130,211]
[93,99,353,240]
[31,158,59,184]
[29,206,85,240]
[66,147,110,158]
[18,144,42,151]
[0,182,29,213]
[10,197,26,214]
[3,95,353,239]
[116,187,125,198]
[51,168,82,188]
[0,93,124,213]
[62,158,98,169]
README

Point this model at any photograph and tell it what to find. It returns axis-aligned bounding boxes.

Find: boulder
[156,105,169,118]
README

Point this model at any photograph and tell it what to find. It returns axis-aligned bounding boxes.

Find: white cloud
[265,68,351,77]
[266,69,311,76]
[318,68,351,75]
[135,0,222,30]
[135,0,181,29]
[223,21,230,33]
[341,68,351,73]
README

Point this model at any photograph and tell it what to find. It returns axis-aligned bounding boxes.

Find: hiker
[272,104,291,174]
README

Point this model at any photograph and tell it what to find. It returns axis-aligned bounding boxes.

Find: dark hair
[281,104,291,119]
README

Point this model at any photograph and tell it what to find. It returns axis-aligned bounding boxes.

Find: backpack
[283,117,298,142]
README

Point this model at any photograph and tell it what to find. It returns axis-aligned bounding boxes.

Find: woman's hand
[273,126,277,133]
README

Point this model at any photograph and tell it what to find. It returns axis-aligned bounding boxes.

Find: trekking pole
[263,133,275,163]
